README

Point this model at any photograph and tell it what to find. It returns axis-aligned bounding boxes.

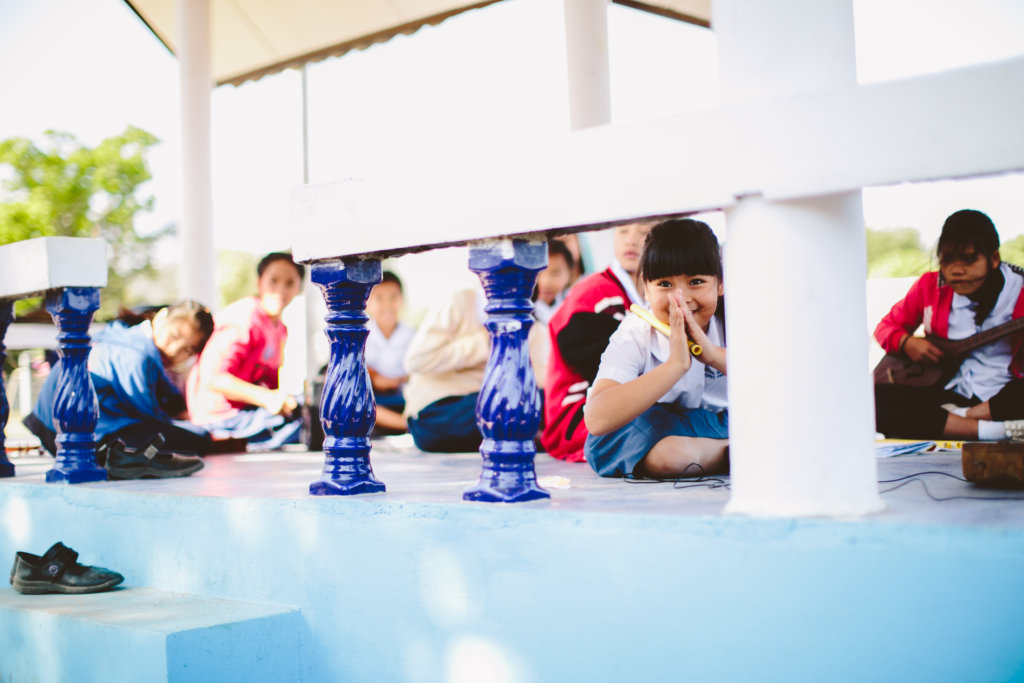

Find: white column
[178,0,218,310]
[716,0,883,516]
[563,0,612,130]
[301,64,324,409]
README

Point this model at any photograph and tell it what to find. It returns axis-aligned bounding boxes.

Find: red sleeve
[874,274,933,353]
[213,322,253,377]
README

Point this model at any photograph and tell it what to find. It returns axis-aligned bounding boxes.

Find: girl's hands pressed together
[679,292,727,375]
[667,289,692,373]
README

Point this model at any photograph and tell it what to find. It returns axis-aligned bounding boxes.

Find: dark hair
[639,218,722,283]
[548,239,575,273]
[165,300,215,354]
[115,304,163,326]
[937,209,999,259]
[257,252,305,280]
[380,270,403,292]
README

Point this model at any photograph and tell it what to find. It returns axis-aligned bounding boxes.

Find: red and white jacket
[874,267,1024,378]
[542,268,632,461]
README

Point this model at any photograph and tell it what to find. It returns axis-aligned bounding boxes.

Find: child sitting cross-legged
[584,218,728,479]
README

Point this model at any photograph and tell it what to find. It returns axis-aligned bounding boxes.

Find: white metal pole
[301,64,323,405]
[177,0,218,310]
[563,0,612,131]
[715,0,883,516]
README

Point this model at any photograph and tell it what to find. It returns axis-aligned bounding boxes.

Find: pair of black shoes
[97,434,204,480]
[10,542,123,595]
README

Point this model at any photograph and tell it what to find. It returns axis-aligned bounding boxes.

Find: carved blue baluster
[0,301,15,477]
[45,288,105,484]
[465,239,550,503]
[309,259,385,496]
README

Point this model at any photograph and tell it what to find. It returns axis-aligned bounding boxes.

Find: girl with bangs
[584,218,729,478]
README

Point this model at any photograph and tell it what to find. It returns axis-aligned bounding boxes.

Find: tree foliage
[217,250,258,309]
[866,228,1024,278]
[0,127,164,318]
[866,226,932,278]
[1000,235,1024,269]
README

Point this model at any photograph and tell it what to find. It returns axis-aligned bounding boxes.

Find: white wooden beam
[291,55,1024,262]
[737,56,1024,200]
[0,238,107,302]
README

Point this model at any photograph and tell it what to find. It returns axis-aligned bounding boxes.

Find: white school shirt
[365,320,415,379]
[945,263,1022,401]
[588,310,727,411]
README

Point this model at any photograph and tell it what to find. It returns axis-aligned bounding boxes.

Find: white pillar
[563,0,612,130]
[178,0,218,310]
[716,0,883,516]
[301,65,324,408]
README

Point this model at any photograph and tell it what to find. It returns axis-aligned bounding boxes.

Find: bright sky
[2,0,1024,267]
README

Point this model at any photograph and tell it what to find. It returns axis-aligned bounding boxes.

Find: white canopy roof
[124,0,711,86]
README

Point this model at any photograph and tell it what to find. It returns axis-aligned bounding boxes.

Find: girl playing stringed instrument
[874,209,1024,440]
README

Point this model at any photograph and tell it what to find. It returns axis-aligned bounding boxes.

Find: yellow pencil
[629,304,702,357]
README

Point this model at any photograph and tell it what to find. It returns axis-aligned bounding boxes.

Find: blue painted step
[0,586,303,682]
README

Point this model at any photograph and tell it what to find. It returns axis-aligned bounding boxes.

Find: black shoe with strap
[9,542,124,595]
[102,433,204,480]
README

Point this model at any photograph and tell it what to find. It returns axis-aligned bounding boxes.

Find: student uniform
[584,310,728,477]
[874,262,1024,437]
[186,296,300,448]
[27,321,212,456]
[542,264,640,461]
[365,319,415,412]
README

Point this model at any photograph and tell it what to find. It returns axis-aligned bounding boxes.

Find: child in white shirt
[366,271,415,434]
[584,219,728,478]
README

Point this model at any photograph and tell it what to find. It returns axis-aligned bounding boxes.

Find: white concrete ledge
[4,323,105,350]
[0,237,107,302]
[291,55,1024,262]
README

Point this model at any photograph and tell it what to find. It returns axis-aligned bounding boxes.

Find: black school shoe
[10,542,124,595]
[100,435,204,480]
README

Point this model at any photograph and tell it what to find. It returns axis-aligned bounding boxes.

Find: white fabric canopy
[124,0,710,86]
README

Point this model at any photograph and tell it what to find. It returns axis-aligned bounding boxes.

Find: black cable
[879,470,968,484]
[622,462,730,491]
[879,470,1024,501]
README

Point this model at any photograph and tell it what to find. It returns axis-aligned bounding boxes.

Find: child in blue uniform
[584,219,728,478]
[26,301,215,459]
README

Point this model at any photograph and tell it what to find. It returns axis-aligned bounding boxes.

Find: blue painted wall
[2,482,1023,682]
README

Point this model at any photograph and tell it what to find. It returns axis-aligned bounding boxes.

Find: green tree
[866,226,932,278]
[217,250,258,309]
[1000,235,1024,268]
[0,127,164,318]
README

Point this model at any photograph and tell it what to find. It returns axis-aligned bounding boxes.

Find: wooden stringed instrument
[873,316,1024,387]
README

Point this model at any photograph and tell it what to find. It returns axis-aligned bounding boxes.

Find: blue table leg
[309,259,386,496]
[0,301,14,477]
[45,288,105,484]
[465,239,550,503]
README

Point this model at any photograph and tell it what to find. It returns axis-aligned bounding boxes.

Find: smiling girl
[583,219,728,478]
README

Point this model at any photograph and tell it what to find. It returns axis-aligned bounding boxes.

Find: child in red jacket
[874,210,1024,440]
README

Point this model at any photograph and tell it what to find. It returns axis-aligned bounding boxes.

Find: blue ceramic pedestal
[0,301,15,477]
[465,239,550,503]
[45,288,105,484]
[309,259,386,496]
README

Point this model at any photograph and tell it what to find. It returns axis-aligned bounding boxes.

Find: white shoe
[1005,420,1024,441]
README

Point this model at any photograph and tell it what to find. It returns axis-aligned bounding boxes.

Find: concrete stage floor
[5,437,1024,526]
[4,439,1024,682]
